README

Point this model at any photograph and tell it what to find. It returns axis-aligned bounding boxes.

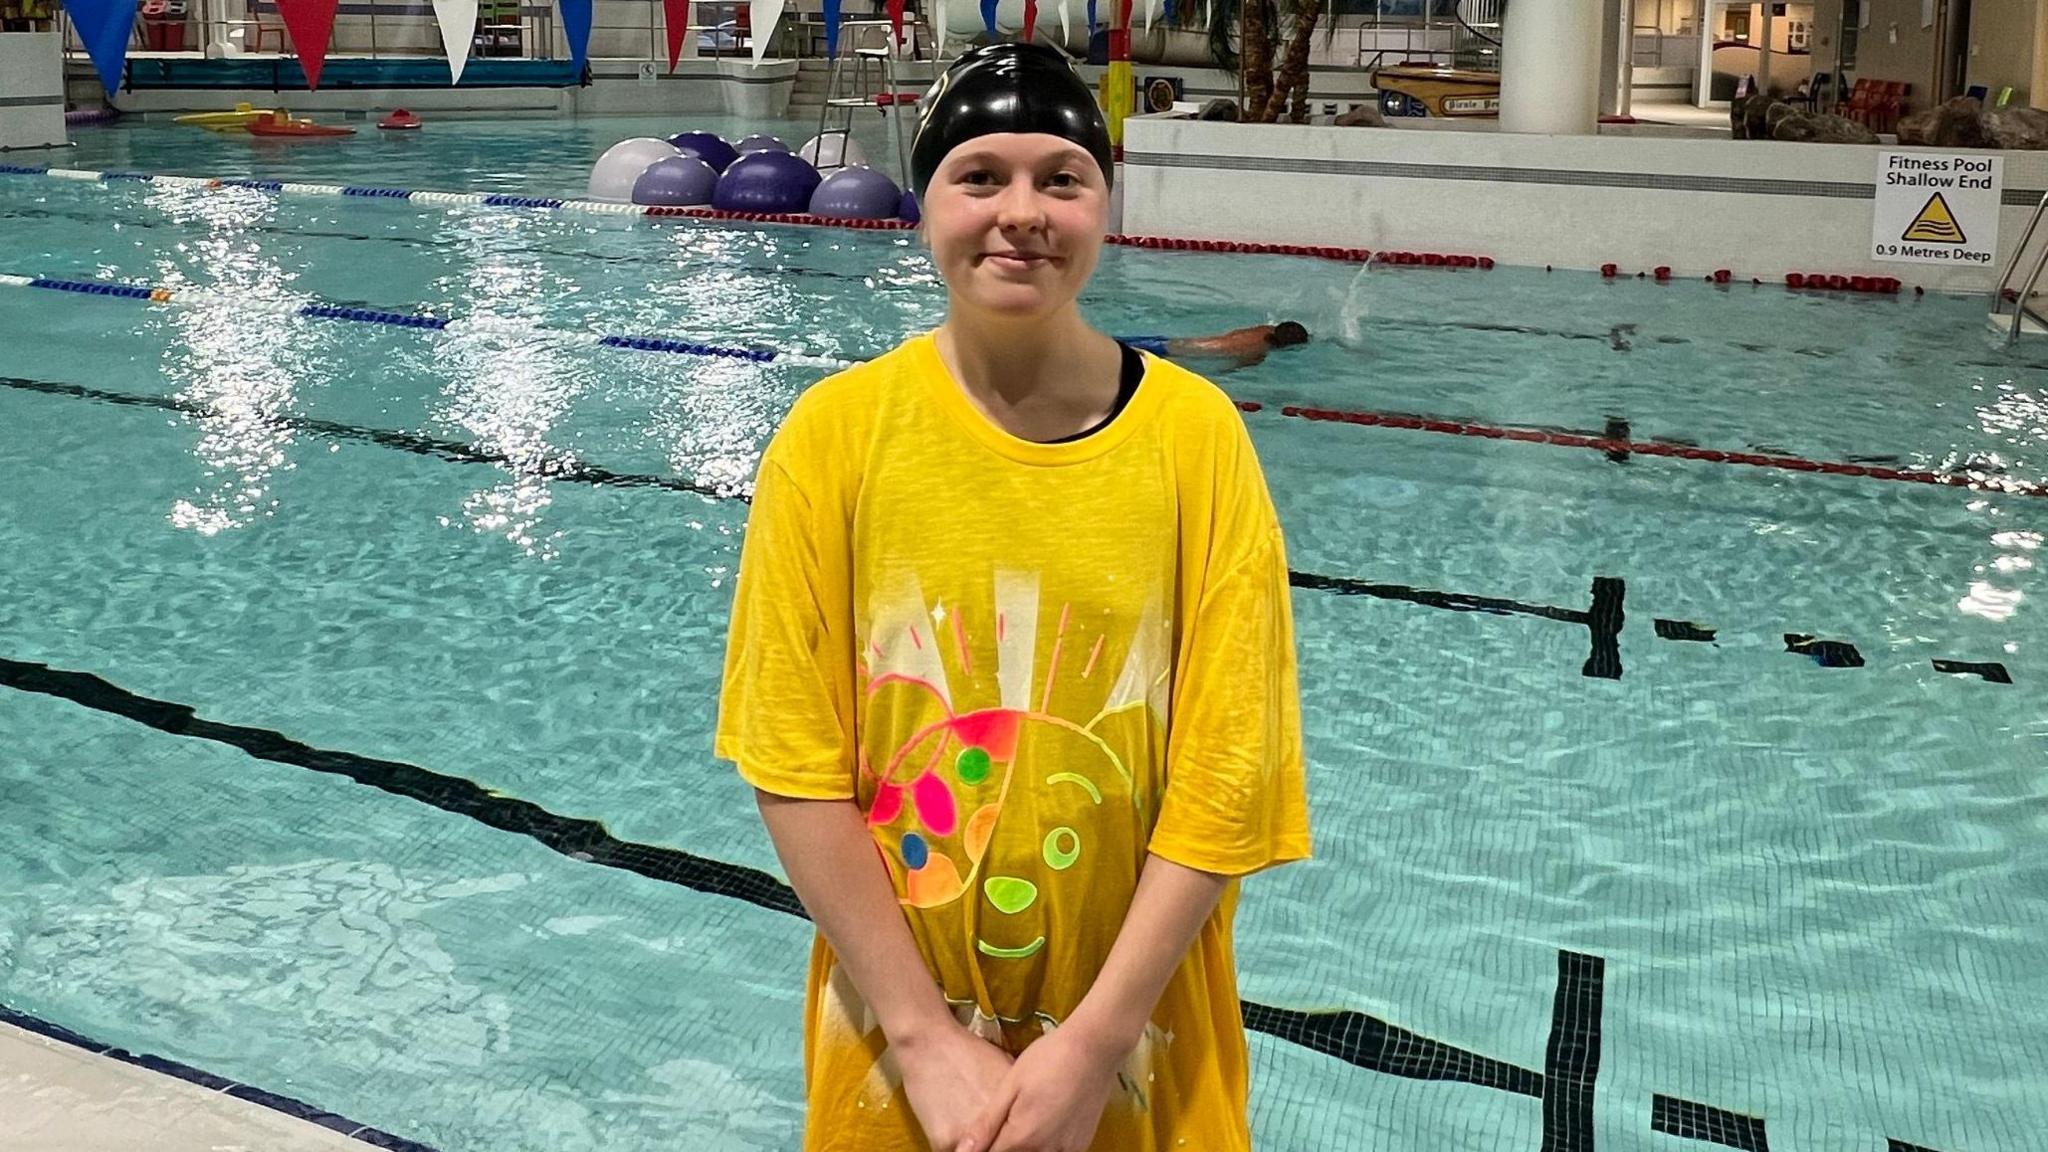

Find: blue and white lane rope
[0,163,826,222]
[0,272,860,370]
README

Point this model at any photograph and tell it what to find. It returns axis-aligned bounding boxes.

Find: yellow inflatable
[173,103,274,132]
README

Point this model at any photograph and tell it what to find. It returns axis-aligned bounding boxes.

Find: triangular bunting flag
[1023,0,1036,40]
[980,0,997,36]
[885,0,904,45]
[68,0,138,96]
[663,0,689,69]
[559,0,594,72]
[930,0,945,54]
[430,0,478,84]
[1085,0,1095,32]
[824,0,841,55]
[1057,0,1068,43]
[752,0,784,63]
[275,0,340,89]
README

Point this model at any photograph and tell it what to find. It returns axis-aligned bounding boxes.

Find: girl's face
[921,133,1109,322]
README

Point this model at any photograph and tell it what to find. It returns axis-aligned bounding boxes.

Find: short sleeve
[714,450,859,800]
[1148,441,1312,876]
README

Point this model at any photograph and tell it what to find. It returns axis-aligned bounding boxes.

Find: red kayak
[378,108,422,131]
[248,114,354,138]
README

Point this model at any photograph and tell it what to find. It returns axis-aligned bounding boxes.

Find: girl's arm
[1062,854,1229,1053]
[756,792,1014,1150]
[961,854,1228,1152]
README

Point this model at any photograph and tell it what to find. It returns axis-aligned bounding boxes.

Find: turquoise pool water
[2,118,2046,1152]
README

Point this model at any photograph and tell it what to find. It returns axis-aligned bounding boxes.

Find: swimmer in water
[1124,320,1309,371]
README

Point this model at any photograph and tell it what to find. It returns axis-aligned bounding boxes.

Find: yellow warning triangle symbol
[1902,192,1967,244]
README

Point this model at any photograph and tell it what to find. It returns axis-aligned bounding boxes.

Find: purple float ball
[666,131,738,173]
[735,133,791,154]
[897,188,920,224]
[808,165,903,220]
[631,155,720,206]
[712,150,821,213]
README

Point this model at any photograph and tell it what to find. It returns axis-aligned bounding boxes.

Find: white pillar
[1500,0,1605,134]
[0,32,67,149]
[1757,1,1773,94]
[1599,0,1634,118]
[1695,0,1716,106]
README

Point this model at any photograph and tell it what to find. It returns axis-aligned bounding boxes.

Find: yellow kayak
[174,103,273,132]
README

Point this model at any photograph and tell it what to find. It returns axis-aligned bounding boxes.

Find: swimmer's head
[1268,321,1310,347]
[910,43,1114,200]
[913,44,1115,321]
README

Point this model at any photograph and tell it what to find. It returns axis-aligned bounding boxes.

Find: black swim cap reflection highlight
[909,42,1114,199]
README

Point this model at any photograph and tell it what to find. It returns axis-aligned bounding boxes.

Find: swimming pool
[2,117,2045,1152]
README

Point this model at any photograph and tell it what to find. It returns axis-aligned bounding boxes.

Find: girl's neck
[936,303,1123,443]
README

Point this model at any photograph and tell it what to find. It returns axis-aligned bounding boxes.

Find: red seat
[1836,77,1875,124]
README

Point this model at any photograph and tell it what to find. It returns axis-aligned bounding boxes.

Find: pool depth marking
[5,269,2036,506]
[0,649,1557,1094]
[0,371,2017,688]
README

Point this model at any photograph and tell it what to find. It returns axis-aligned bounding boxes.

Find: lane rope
[2,269,2026,502]
[0,163,1499,268]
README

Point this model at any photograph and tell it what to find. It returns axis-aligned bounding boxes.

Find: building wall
[1122,112,2047,292]
[1842,0,1942,105]
[1964,0,2038,105]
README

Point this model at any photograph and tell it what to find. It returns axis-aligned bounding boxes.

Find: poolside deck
[2,1020,378,1152]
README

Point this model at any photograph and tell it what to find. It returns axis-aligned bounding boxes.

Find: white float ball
[587,137,684,203]
[797,134,869,169]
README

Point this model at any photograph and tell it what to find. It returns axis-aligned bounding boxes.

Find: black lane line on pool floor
[0,375,741,502]
[0,372,1628,679]
[0,650,1563,1097]
[1652,1095,1770,1151]
[1293,572,1627,680]
[1544,951,1604,1152]
[0,1001,442,1152]
[4,374,2019,688]
[5,651,1977,1152]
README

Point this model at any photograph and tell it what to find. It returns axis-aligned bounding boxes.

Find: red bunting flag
[663,0,690,69]
[273,0,340,89]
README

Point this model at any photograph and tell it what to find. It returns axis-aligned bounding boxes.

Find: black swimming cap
[909,42,1114,200]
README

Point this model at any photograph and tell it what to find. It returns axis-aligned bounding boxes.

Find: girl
[717,42,1311,1152]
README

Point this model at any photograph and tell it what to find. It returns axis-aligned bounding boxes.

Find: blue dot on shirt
[902,832,930,870]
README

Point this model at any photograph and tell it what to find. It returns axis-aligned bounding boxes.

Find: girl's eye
[1045,172,1079,189]
[961,170,997,187]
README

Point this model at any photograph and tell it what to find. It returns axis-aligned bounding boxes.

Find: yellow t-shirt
[716,332,1311,1152]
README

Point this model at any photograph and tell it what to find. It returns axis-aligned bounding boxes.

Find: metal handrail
[1993,189,2048,344]
[1991,189,2048,306]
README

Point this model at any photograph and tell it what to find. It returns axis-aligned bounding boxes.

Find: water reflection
[429,213,589,560]
[148,182,309,536]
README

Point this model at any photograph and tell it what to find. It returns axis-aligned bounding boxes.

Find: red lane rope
[638,206,1495,267]
[1276,404,2048,500]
